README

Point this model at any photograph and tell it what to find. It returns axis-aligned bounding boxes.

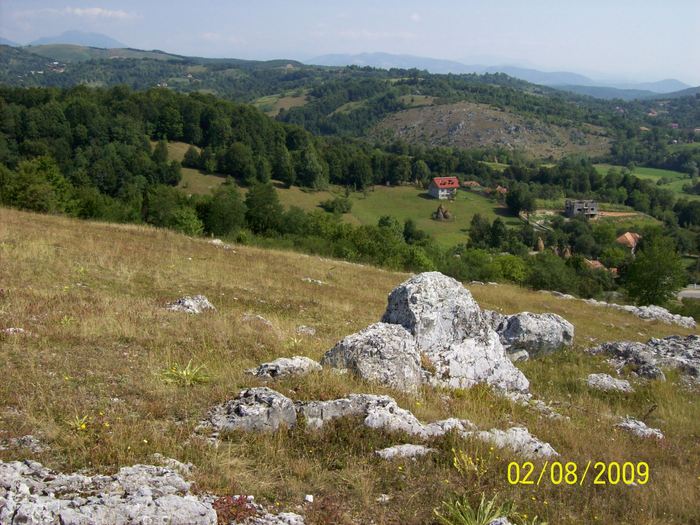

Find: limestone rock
[321,323,422,393]
[251,512,305,525]
[616,417,664,439]
[0,460,216,525]
[249,356,321,379]
[375,444,434,460]
[241,313,273,328]
[583,299,695,329]
[496,312,574,356]
[587,335,700,382]
[587,373,634,394]
[297,394,474,439]
[201,387,296,434]
[166,295,215,314]
[469,427,559,459]
[296,325,316,336]
[380,272,529,392]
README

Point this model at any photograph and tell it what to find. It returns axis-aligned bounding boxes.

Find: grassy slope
[594,163,700,201]
[0,207,698,524]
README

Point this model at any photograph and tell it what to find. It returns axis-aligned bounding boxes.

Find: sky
[1,0,699,84]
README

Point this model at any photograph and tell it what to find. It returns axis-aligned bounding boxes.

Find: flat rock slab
[249,356,321,379]
[468,427,559,459]
[166,295,215,314]
[616,417,664,439]
[587,373,634,393]
[375,444,434,460]
[0,460,216,525]
[201,387,297,434]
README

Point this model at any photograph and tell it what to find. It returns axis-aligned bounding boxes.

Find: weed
[161,360,209,386]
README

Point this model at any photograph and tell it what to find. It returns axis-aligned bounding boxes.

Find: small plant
[452,448,489,482]
[434,493,514,525]
[285,336,303,350]
[161,359,209,386]
[68,414,90,432]
[212,495,256,524]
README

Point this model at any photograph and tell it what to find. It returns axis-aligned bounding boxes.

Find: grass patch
[0,207,697,523]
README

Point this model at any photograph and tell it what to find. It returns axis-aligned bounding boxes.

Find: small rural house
[429,176,459,200]
[565,199,598,219]
[616,231,642,254]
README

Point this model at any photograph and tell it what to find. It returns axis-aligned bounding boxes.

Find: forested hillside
[1,84,699,308]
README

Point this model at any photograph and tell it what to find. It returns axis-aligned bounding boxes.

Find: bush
[320,196,352,214]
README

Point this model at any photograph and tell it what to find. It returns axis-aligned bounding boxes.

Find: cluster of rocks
[166,295,216,315]
[0,460,216,525]
[198,387,558,459]
[1,328,29,336]
[543,291,697,329]
[587,335,700,382]
[321,272,531,394]
[0,459,306,525]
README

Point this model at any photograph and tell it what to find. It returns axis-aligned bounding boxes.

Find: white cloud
[16,6,137,20]
[64,7,135,19]
[410,13,421,22]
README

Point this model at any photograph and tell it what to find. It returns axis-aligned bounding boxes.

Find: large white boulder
[380,272,529,392]
[495,312,574,357]
[321,323,423,393]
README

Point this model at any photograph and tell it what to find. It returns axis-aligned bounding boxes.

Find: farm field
[167,140,518,247]
[253,90,309,116]
[594,163,700,201]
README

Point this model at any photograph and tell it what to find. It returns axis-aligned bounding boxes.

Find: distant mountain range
[0,37,18,47]
[27,31,126,49]
[309,52,693,99]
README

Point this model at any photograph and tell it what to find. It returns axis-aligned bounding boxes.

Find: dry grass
[0,207,698,524]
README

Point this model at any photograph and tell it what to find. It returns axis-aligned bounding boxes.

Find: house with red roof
[616,231,642,254]
[428,176,459,200]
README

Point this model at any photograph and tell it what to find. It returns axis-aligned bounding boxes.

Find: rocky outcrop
[587,335,700,382]
[248,357,321,379]
[324,272,529,393]
[615,418,664,439]
[166,295,215,314]
[582,299,695,329]
[587,373,634,394]
[321,323,423,393]
[375,444,434,460]
[469,427,559,459]
[203,388,556,458]
[491,312,574,357]
[0,460,216,525]
[200,387,297,434]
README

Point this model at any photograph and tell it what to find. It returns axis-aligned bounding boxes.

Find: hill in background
[29,30,126,48]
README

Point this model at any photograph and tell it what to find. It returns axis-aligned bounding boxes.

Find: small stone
[587,373,634,394]
[296,325,316,336]
[166,295,215,314]
[304,494,314,504]
[249,356,322,379]
[375,444,434,460]
[616,417,664,439]
[301,277,325,286]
